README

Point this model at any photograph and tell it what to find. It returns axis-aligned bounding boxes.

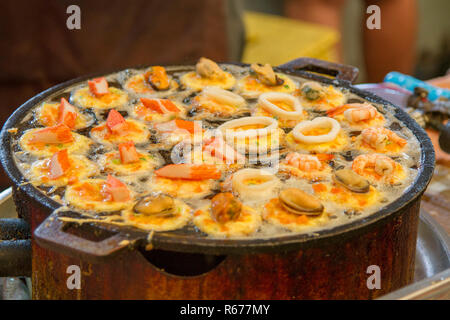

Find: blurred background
[0,0,449,189]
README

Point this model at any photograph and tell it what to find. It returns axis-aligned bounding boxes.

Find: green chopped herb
[112,159,121,165]
[284,85,289,89]
[140,157,147,161]
[57,144,64,148]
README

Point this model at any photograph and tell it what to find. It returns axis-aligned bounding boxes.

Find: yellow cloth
[242,11,339,66]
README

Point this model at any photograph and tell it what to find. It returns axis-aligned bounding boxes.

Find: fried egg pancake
[218,117,285,154]
[121,199,191,231]
[237,74,296,99]
[296,84,345,111]
[229,128,285,154]
[354,135,407,156]
[328,107,385,131]
[152,121,204,150]
[148,176,217,200]
[312,182,381,211]
[251,106,307,128]
[131,100,186,123]
[279,162,332,181]
[99,151,162,176]
[263,198,329,232]
[65,178,133,212]
[72,87,128,109]
[189,92,249,120]
[193,203,261,237]
[183,148,244,173]
[352,156,407,185]
[36,102,92,129]
[180,71,236,90]
[285,129,349,153]
[29,154,99,187]
[90,119,150,146]
[19,129,93,158]
[123,73,179,96]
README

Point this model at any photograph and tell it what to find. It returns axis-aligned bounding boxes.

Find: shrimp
[343,104,378,123]
[352,154,396,177]
[361,127,407,150]
[285,152,322,171]
[327,103,378,123]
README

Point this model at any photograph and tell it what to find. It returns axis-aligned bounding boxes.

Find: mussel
[300,82,325,101]
[133,194,175,217]
[279,188,324,216]
[196,57,225,79]
[144,66,170,91]
[211,192,242,223]
[334,168,370,193]
[250,63,284,86]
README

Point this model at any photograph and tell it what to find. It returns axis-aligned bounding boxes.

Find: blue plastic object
[384,72,450,101]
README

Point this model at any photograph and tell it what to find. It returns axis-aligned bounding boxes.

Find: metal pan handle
[278,57,359,83]
[34,211,140,263]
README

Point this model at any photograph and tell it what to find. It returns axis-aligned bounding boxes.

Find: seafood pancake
[29,154,98,187]
[193,203,261,238]
[180,58,236,90]
[148,176,217,200]
[189,86,249,120]
[355,127,408,156]
[252,92,307,128]
[131,98,186,123]
[36,102,92,129]
[183,146,244,173]
[99,151,162,176]
[312,182,381,212]
[285,117,349,153]
[19,129,93,158]
[149,163,220,200]
[237,74,296,99]
[218,116,284,154]
[152,119,204,149]
[123,70,178,96]
[90,119,150,146]
[231,168,281,201]
[121,199,191,231]
[352,154,406,185]
[72,87,128,109]
[65,178,133,212]
[327,103,385,130]
[263,198,329,232]
[279,152,333,181]
[181,71,236,91]
[296,81,346,111]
